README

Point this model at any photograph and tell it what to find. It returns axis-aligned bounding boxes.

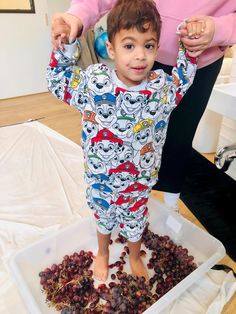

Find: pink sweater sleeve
[211,13,236,48]
[67,0,117,33]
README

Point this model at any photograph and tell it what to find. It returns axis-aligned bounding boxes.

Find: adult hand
[51,13,83,49]
[179,16,215,57]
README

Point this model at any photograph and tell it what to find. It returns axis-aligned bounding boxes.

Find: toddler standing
[47,0,200,281]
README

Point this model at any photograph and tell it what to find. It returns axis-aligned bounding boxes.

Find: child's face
[107,27,159,87]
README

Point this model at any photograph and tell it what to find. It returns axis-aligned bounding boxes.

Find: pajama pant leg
[89,190,150,242]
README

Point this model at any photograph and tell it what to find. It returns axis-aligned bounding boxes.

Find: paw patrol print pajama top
[47,41,197,242]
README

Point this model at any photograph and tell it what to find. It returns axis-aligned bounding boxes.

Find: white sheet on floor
[0,122,235,314]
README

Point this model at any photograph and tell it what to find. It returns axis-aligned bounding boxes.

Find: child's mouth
[132,66,147,73]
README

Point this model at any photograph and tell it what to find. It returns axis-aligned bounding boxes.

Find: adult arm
[52,0,116,49]
[211,13,236,47]
[68,0,117,33]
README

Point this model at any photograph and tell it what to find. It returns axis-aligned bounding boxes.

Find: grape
[61,308,72,314]
[39,228,197,313]
[110,273,116,280]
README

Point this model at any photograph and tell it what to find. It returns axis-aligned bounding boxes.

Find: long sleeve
[211,13,236,48]
[68,0,116,33]
[163,42,198,106]
[47,42,87,113]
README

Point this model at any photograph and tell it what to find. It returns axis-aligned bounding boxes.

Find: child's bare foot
[129,256,149,281]
[94,252,109,281]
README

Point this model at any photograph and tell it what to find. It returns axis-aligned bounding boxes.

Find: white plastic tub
[8,197,225,314]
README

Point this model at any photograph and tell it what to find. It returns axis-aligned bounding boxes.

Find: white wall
[47,0,70,24]
[0,0,71,100]
[0,0,50,99]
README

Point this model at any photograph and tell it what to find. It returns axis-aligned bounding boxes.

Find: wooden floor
[0,92,235,313]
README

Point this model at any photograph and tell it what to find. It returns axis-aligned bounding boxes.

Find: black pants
[152,57,224,193]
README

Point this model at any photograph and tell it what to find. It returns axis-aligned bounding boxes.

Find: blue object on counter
[94,28,109,59]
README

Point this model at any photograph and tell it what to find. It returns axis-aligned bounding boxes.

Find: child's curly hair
[107,0,161,43]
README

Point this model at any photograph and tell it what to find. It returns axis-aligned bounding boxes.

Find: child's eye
[145,44,155,50]
[124,44,134,50]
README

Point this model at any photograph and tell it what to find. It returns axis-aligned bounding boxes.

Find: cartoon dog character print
[91,173,110,184]
[49,77,70,103]
[91,182,113,206]
[115,197,137,221]
[129,197,149,217]
[94,209,116,233]
[148,70,166,91]
[119,198,148,240]
[116,88,151,117]
[84,140,97,157]
[132,119,154,154]
[91,128,123,162]
[82,110,99,143]
[135,143,157,186]
[119,182,149,200]
[86,186,95,211]
[166,84,177,107]
[98,63,110,73]
[71,92,94,113]
[114,195,134,213]
[111,142,134,167]
[138,167,158,187]
[111,115,135,140]
[92,197,111,214]
[70,66,86,90]
[161,103,173,120]
[153,120,167,150]
[86,153,107,174]
[175,46,197,94]
[139,143,155,171]
[85,171,110,186]
[141,92,162,121]
[121,219,146,240]
[178,56,197,95]
[159,85,169,105]
[93,93,117,127]
[108,161,139,192]
[48,51,72,75]
[87,64,113,95]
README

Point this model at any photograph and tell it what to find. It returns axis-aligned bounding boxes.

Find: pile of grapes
[39,225,197,314]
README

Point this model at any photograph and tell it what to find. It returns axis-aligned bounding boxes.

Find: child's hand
[177,19,205,39]
[177,19,205,57]
[177,15,215,57]
[184,20,205,57]
[185,20,205,39]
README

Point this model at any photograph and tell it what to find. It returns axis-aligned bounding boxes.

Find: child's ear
[106,41,115,60]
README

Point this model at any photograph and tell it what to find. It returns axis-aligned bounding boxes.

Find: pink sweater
[68,0,236,69]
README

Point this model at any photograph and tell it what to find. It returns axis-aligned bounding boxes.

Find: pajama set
[69,0,236,194]
[47,41,197,242]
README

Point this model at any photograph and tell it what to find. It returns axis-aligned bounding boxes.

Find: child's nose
[135,47,146,60]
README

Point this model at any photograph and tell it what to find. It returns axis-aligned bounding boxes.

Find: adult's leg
[152,57,224,193]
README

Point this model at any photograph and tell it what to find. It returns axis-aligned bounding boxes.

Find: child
[47,0,200,281]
